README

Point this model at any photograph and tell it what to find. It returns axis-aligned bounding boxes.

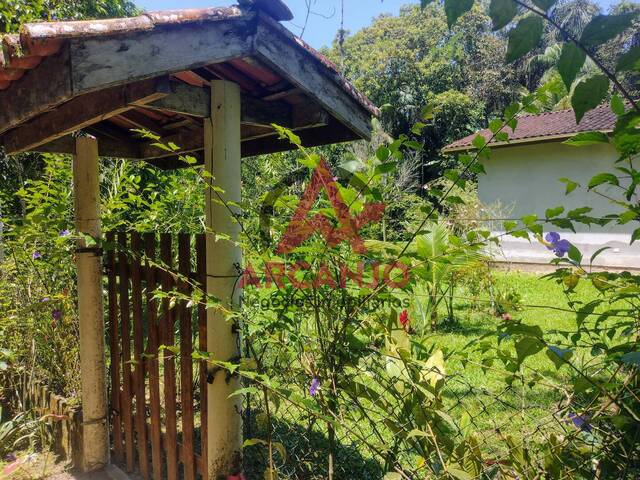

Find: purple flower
[32,251,42,260]
[52,309,62,321]
[545,232,571,257]
[309,378,320,396]
[568,412,592,432]
[41,297,50,303]
[59,229,71,237]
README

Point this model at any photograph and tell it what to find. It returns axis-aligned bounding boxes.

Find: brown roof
[0,4,376,116]
[0,1,379,167]
[443,104,616,153]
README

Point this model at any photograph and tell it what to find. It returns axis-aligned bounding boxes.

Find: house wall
[478,141,640,268]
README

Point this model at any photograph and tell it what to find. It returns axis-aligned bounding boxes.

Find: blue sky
[136,0,619,49]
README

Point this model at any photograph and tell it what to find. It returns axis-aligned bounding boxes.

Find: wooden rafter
[0,77,170,154]
[145,82,297,128]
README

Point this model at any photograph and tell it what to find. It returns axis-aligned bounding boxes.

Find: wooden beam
[1,77,170,154]
[35,134,141,158]
[0,47,72,135]
[139,105,329,160]
[70,17,254,94]
[146,82,294,128]
[254,14,372,140]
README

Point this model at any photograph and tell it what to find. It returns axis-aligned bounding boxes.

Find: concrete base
[71,464,133,480]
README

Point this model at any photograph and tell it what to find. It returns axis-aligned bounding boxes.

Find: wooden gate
[105,232,208,480]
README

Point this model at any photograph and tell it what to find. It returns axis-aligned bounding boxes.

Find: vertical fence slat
[118,232,135,472]
[160,234,178,480]
[106,232,123,464]
[178,234,196,480]
[131,232,149,479]
[144,233,164,480]
[196,233,208,478]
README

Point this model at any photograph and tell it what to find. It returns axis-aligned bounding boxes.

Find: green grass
[245,271,600,478]
[422,271,598,452]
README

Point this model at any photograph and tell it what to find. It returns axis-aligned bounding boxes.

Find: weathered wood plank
[147,82,294,127]
[144,233,163,480]
[178,234,196,480]
[254,14,372,140]
[106,232,123,464]
[130,233,149,479]
[1,77,169,154]
[160,234,178,480]
[33,134,141,158]
[0,47,71,135]
[117,232,135,472]
[70,18,254,94]
[196,233,208,477]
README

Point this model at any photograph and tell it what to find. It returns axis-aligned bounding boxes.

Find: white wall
[478,141,640,268]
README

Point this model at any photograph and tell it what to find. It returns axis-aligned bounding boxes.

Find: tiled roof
[0,3,377,116]
[443,104,617,152]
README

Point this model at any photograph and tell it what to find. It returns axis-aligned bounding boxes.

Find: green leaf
[580,13,639,48]
[558,42,586,90]
[631,228,640,245]
[376,146,390,161]
[545,206,564,218]
[472,134,487,149]
[506,16,544,63]
[611,95,625,115]
[563,131,609,146]
[489,0,517,30]
[571,75,610,124]
[446,467,473,480]
[444,0,474,27]
[616,45,640,72]
[568,244,582,264]
[515,336,544,364]
[559,177,579,194]
[588,173,619,189]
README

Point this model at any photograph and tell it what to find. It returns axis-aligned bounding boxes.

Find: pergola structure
[0,0,377,478]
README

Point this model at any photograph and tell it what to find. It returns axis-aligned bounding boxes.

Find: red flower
[399,309,410,330]
[227,475,245,480]
[501,313,512,321]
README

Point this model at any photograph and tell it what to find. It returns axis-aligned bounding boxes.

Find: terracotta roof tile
[443,104,617,152]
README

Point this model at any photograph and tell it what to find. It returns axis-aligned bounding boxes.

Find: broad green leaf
[611,95,625,115]
[545,206,564,218]
[631,227,640,245]
[564,131,609,146]
[580,13,639,48]
[447,466,473,480]
[571,75,609,124]
[489,0,517,30]
[515,336,544,364]
[616,45,640,72]
[568,245,582,264]
[588,173,619,189]
[376,146,390,161]
[444,0,474,27]
[558,42,586,90]
[506,16,544,63]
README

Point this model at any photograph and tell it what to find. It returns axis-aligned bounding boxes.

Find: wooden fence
[106,231,208,480]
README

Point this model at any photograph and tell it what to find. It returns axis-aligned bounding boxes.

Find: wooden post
[205,80,243,478]
[73,136,109,472]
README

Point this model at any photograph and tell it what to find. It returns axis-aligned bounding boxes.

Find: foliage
[0,0,137,32]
